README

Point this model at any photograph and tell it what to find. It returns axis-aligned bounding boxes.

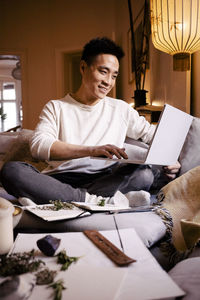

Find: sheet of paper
[9,229,185,300]
[25,204,90,221]
[116,229,185,300]
[29,265,126,300]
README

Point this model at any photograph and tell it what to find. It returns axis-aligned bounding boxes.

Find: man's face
[81,54,119,102]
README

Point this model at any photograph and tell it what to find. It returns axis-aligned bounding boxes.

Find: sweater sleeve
[30,101,59,160]
[126,105,156,144]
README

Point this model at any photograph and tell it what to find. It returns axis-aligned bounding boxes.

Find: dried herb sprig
[49,200,74,210]
[0,250,45,277]
[36,268,57,285]
[97,199,106,206]
[57,250,79,271]
[37,200,74,210]
[48,279,66,300]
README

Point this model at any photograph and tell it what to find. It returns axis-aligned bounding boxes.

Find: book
[71,201,131,212]
[25,204,90,221]
[71,202,152,213]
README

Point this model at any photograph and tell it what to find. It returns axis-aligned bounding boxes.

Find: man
[0,37,180,205]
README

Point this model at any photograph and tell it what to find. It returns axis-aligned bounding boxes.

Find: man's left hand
[163,161,181,180]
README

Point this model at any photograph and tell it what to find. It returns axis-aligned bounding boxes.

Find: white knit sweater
[30,94,155,174]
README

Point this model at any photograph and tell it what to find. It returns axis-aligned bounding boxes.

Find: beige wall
[1,0,199,130]
[115,0,150,104]
[192,51,200,117]
[149,44,191,113]
[116,0,192,114]
[0,0,116,129]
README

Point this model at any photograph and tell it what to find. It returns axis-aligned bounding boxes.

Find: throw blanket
[154,166,200,262]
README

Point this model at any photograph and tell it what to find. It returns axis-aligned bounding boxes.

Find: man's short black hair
[81,37,125,65]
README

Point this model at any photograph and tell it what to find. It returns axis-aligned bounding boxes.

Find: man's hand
[90,144,128,159]
[163,161,181,180]
[50,141,128,160]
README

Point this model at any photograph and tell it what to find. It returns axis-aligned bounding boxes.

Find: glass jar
[0,197,15,255]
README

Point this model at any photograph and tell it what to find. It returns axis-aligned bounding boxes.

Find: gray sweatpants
[0,161,155,204]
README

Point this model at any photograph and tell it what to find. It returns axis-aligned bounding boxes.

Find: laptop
[91,104,193,166]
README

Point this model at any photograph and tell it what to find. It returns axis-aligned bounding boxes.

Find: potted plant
[128,0,150,107]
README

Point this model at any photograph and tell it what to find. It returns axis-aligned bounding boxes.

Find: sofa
[0,128,166,245]
[1,117,200,299]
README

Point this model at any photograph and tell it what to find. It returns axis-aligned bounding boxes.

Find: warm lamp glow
[150,0,200,71]
[151,100,163,106]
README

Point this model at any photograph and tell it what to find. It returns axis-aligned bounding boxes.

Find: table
[136,105,163,123]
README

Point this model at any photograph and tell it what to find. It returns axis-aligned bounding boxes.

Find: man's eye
[100,70,107,74]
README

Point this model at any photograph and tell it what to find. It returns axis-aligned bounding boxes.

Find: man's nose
[102,74,112,86]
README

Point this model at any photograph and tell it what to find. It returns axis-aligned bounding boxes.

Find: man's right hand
[50,141,128,160]
[90,144,128,159]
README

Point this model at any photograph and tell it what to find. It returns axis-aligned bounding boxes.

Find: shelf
[136,105,163,123]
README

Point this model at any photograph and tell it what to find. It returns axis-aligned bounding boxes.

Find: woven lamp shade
[150,0,200,71]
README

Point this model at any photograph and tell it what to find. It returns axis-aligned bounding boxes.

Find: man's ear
[80,60,87,75]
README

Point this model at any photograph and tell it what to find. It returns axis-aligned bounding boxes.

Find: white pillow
[169,257,200,300]
[16,210,166,248]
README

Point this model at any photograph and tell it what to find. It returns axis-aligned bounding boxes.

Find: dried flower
[48,279,66,300]
[36,268,57,285]
[57,250,79,271]
[0,250,44,277]
[35,200,74,211]
[49,200,74,210]
[97,199,106,206]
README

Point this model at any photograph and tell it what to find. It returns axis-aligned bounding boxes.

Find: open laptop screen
[145,104,193,165]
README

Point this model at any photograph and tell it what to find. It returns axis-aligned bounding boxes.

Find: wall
[115,0,150,104]
[192,52,200,117]
[1,0,199,129]
[149,44,191,113]
[0,0,116,129]
[116,0,192,114]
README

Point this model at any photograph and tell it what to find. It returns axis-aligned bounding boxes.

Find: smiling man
[1,37,180,205]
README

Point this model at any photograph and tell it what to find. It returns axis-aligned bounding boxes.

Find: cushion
[2,129,48,172]
[0,132,19,170]
[154,166,200,255]
[0,187,17,201]
[179,117,200,175]
[16,210,166,248]
[169,257,200,300]
[0,133,18,153]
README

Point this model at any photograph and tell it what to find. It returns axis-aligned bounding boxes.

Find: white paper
[28,265,126,300]
[8,229,185,300]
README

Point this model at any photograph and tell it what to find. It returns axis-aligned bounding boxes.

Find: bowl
[13,206,23,228]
